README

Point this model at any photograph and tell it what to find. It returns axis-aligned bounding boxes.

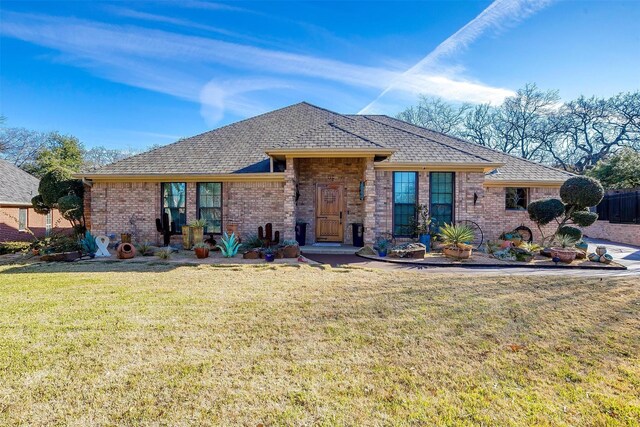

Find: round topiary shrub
[527,198,566,226]
[571,210,599,227]
[559,176,604,208]
[558,226,583,242]
[39,167,74,206]
[57,194,83,222]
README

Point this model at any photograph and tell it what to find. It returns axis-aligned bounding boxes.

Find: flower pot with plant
[438,223,475,259]
[193,242,210,259]
[189,219,207,246]
[550,234,578,263]
[412,204,432,252]
[264,247,275,262]
[374,237,390,257]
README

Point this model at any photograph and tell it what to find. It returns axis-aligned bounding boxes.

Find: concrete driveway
[304,238,640,277]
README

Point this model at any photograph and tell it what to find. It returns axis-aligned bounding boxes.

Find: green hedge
[0,241,32,255]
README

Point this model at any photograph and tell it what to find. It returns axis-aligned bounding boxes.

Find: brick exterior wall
[88,181,285,245]
[86,168,568,247]
[1,206,70,242]
[583,221,640,246]
[295,158,366,245]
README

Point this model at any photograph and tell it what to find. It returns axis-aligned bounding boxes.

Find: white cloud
[359,0,556,113]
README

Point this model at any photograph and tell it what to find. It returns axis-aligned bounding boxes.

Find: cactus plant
[155,212,177,247]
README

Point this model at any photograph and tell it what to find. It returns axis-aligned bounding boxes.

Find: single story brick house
[78,102,573,246]
[0,159,69,242]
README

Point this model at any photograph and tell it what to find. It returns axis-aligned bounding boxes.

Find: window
[18,208,27,231]
[45,211,53,236]
[393,172,417,236]
[161,182,186,233]
[197,182,222,234]
[505,188,528,210]
[430,172,454,229]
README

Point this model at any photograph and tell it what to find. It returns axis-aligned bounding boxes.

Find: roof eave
[265,148,395,158]
[74,172,285,183]
[483,179,565,188]
[374,162,504,172]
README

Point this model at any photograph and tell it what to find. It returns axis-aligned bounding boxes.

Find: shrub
[559,176,604,208]
[527,199,566,226]
[79,231,98,256]
[0,241,32,255]
[558,226,582,242]
[156,248,171,260]
[136,242,155,256]
[33,234,80,254]
[570,210,598,227]
[438,223,475,248]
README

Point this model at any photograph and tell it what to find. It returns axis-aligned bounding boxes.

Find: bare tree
[0,127,50,169]
[83,146,136,170]
[396,95,470,135]
[460,103,499,149]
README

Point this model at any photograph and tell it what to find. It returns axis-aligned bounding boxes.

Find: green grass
[0,262,638,425]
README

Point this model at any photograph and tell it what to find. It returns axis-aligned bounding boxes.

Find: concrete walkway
[305,238,640,277]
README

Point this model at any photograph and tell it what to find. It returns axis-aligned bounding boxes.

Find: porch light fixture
[359,181,365,200]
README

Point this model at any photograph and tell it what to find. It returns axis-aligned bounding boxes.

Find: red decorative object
[116,243,136,259]
[194,247,209,259]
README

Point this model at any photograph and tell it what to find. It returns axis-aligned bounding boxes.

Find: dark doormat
[302,253,367,267]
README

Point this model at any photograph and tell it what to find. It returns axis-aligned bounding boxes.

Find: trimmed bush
[571,210,599,227]
[527,198,566,226]
[559,176,604,208]
[0,241,32,255]
[558,226,583,242]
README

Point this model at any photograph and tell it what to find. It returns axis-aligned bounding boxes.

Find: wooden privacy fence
[595,189,640,224]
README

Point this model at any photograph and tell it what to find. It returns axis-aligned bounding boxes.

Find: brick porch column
[363,157,376,246]
[283,157,297,241]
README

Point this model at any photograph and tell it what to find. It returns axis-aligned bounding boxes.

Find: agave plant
[217,232,241,258]
[79,231,98,256]
[553,233,578,249]
[189,218,208,228]
[437,223,475,249]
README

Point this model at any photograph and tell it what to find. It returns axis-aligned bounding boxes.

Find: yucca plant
[553,234,578,249]
[189,218,207,228]
[437,223,475,249]
[79,231,98,257]
[217,232,241,258]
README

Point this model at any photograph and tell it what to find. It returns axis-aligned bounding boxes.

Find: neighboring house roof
[83,102,573,184]
[0,159,39,206]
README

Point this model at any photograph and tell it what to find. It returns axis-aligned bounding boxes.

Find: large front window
[197,182,222,234]
[393,172,417,236]
[161,182,186,233]
[430,172,454,229]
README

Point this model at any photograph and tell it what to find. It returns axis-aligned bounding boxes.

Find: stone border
[355,253,627,270]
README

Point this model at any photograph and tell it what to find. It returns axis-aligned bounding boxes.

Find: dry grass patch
[0,262,638,426]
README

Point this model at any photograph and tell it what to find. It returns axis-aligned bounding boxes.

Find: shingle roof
[85,102,573,183]
[0,159,39,205]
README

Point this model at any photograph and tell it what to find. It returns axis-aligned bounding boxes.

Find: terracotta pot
[550,247,576,264]
[194,247,209,259]
[116,243,136,259]
[443,246,472,259]
[282,245,300,258]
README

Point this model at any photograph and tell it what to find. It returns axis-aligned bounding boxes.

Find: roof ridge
[374,115,575,177]
[359,116,498,164]
[327,122,388,148]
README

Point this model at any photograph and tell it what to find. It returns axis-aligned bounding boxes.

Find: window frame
[196,182,223,234]
[505,187,529,211]
[392,171,418,237]
[18,208,27,231]
[45,211,53,236]
[429,172,455,230]
[160,182,187,234]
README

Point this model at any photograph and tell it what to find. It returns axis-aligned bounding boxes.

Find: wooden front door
[315,183,344,242]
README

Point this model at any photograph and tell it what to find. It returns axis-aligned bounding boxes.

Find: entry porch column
[283,156,297,241]
[363,157,376,246]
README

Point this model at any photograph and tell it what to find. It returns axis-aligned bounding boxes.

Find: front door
[315,183,344,242]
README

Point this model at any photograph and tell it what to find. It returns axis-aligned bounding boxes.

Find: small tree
[527,176,603,245]
[32,166,85,233]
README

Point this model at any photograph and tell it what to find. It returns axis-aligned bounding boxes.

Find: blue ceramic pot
[377,249,387,257]
[418,234,431,252]
[265,253,275,262]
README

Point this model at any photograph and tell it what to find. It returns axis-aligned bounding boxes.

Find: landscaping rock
[356,246,376,256]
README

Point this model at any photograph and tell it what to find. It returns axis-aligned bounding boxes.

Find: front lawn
[0,262,638,425]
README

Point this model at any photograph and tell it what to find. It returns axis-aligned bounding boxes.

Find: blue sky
[1,0,639,150]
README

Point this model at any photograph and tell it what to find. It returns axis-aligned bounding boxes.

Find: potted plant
[193,242,210,259]
[374,237,390,257]
[412,204,432,251]
[264,247,275,262]
[513,242,541,262]
[281,239,300,258]
[438,223,475,259]
[550,234,578,264]
[189,219,207,246]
